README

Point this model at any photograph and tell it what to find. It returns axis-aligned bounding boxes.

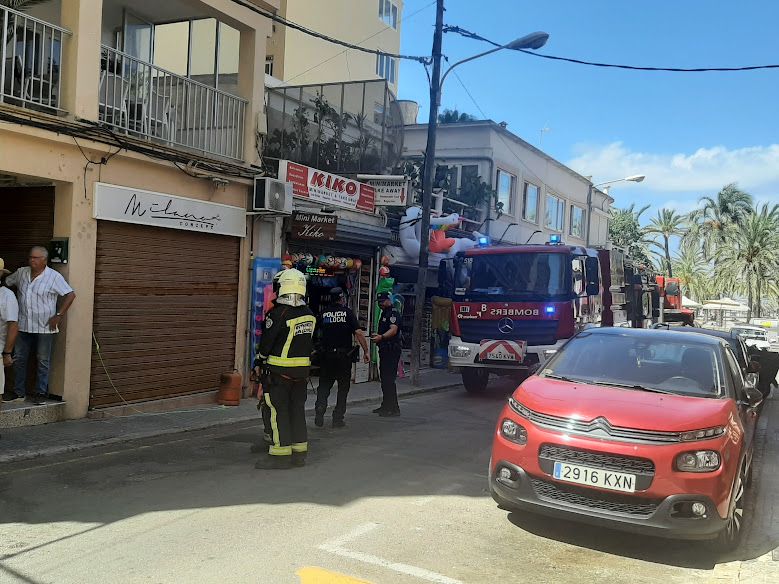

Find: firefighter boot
[314,406,326,428]
[291,451,307,467]
[254,455,293,470]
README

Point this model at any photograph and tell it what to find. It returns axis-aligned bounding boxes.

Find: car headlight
[449,345,472,358]
[500,418,528,444]
[675,450,721,472]
[679,426,726,442]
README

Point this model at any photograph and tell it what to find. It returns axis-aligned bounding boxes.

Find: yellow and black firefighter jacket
[257,303,317,378]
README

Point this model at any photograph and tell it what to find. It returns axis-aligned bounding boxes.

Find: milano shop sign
[93,183,246,237]
[278,160,375,213]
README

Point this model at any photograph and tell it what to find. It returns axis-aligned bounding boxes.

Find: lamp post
[409,2,549,385]
[585,174,645,246]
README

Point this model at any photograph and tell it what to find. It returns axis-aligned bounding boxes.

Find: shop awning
[335,219,393,248]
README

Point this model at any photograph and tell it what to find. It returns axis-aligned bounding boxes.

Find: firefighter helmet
[277,268,307,297]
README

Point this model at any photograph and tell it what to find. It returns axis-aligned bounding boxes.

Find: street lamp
[409,0,550,386]
[585,175,646,245]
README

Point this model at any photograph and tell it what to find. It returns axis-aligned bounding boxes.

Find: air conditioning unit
[253,177,293,215]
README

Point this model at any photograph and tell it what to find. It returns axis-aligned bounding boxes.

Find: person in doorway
[1,259,20,410]
[314,287,370,428]
[5,246,75,405]
[371,292,402,417]
[254,269,316,470]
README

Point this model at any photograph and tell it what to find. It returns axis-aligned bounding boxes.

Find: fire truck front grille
[459,319,559,345]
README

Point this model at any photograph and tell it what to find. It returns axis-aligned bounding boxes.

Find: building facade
[265,0,403,94]
[1,0,277,423]
[402,120,613,249]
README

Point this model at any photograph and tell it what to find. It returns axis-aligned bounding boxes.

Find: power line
[445,25,779,72]
[284,0,437,84]
[229,0,431,64]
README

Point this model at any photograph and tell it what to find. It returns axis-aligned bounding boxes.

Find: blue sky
[397,0,779,221]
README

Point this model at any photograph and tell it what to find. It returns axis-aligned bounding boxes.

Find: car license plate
[553,462,636,493]
[479,340,526,362]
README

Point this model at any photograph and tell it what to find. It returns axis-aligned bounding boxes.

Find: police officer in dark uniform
[253,269,316,470]
[314,287,370,428]
[371,291,402,417]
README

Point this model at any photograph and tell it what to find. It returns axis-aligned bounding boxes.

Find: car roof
[585,326,724,347]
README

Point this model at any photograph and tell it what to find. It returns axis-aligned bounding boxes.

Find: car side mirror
[744,373,763,407]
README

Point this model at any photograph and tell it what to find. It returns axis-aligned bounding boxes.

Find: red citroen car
[490,327,762,549]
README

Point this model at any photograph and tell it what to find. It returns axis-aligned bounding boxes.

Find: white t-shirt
[5,267,73,334]
[0,286,19,347]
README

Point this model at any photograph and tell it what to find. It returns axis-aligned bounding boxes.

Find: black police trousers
[315,351,352,422]
[264,371,308,456]
[378,346,401,412]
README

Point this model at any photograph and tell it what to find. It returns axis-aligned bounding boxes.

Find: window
[545,193,565,231]
[375,53,396,83]
[461,253,568,300]
[265,56,274,76]
[378,0,399,29]
[496,170,516,214]
[523,182,539,223]
[570,205,586,238]
[461,165,479,191]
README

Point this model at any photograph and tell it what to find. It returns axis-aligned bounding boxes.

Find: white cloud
[568,142,779,195]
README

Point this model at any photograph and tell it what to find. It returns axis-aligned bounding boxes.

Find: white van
[749,318,779,350]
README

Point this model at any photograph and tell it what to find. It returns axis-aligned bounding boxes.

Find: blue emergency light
[478,236,490,247]
[549,234,562,244]
[545,306,556,315]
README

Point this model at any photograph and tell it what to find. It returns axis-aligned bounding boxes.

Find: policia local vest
[258,304,317,378]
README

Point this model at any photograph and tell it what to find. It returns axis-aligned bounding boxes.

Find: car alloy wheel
[716,463,747,551]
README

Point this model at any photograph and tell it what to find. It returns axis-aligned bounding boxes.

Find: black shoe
[291,452,307,467]
[332,419,346,428]
[26,395,46,406]
[372,406,387,414]
[314,412,324,427]
[254,455,293,470]
[378,409,400,417]
[4,394,24,402]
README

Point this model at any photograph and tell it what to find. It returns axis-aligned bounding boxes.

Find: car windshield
[733,328,767,340]
[456,253,568,300]
[542,332,725,398]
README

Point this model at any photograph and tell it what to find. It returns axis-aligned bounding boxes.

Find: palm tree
[715,204,779,319]
[685,183,753,260]
[646,208,686,277]
[671,246,712,302]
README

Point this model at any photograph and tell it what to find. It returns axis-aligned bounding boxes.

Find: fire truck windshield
[456,253,568,300]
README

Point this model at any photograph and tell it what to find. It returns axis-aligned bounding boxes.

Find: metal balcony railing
[1,5,69,113]
[99,46,247,161]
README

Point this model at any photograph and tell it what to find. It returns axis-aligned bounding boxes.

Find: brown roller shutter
[0,186,55,270]
[90,222,240,408]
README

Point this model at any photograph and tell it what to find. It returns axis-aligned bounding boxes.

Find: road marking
[297,566,373,583]
[413,483,463,506]
[318,523,463,584]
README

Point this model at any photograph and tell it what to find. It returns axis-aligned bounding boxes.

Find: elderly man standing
[6,246,75,405]
[1,258,19,409]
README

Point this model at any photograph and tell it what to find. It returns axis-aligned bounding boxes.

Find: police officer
[314,287,369,428]
[253,269,316,470]
[371,291,402,417]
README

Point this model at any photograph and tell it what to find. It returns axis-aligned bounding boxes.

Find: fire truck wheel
[462,369,489,393]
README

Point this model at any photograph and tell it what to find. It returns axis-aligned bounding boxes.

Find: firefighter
[314,287,370,428]
[371,291,402,417]
[253,269,316,470]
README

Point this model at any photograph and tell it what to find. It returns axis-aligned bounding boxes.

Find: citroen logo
[498,318,515,334]
[592,417,611,433]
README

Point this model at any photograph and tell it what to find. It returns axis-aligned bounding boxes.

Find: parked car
[657,325,750,370]
[731,324,772,352]
[748,317,779,349]
[490,327,762,550]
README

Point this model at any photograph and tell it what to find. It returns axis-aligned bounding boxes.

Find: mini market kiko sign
[93,183,246,237]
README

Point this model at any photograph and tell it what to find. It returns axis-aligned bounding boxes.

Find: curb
[0,381,461,465]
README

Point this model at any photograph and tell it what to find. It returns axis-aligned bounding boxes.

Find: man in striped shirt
[5,246,75,405]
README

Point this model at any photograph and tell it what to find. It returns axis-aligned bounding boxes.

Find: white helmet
[277,268,307,305]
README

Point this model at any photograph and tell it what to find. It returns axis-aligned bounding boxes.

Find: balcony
[264,79,404,176]
[98,45,247,161]
[1,4,69,113]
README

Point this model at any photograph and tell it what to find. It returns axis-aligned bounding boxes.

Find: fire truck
[438,238,655,392]
[653,275,695,325]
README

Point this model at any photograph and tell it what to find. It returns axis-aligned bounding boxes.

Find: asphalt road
[1,381,777,584]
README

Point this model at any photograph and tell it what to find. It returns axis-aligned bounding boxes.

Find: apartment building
[0,0,277,423]
[402,120,613,248]
[266,0,403,94]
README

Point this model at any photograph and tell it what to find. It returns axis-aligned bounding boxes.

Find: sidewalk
[0,369,462,464]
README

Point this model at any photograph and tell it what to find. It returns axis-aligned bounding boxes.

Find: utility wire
[229,0,431,64]
[445,25,779,72]
[285,0,437,84]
